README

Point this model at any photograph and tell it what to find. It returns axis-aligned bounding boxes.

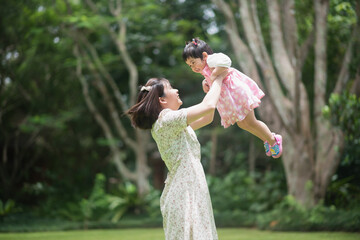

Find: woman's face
[161,82,182,110]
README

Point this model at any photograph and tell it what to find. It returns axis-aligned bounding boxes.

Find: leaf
[111,207,126,223]
[4,200,15,213]
[108,196,126,210]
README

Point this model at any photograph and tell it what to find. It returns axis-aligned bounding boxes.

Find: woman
[126,72,226,240]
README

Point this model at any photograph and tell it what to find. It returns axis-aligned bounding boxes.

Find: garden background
[1,0,360,235]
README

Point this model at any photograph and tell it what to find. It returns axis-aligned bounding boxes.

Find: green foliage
[327,0,359,95]
[208,169,286,215]
[107,181,161,221]
[0,0,101,205]
[142,187,161,219]
[20,111,79,133]
[323,92,360,208]
[107,182,141,223]
[0,212,162,232]
[257,195,360,231]
[329,0,357,31]
[214,210,256,228]
[57,174,160,224]
[325,93,360,143]
[80,174,110,222]
[0,199,19,218]
[57,174,118,223]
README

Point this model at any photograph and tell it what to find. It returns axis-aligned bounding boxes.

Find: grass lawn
[0,228,359,240]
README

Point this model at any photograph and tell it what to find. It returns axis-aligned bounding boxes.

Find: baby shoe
[264,141,272,156]
[270,134,283,158]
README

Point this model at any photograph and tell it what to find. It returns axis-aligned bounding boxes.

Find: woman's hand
[202,79,210,93]
[187,71,227,130]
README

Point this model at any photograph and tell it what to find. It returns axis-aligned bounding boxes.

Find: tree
[0,0,83,200]
[60,0,154,196]
[59,0,211,196]
[211,0,359,207]
[0,0,120,204]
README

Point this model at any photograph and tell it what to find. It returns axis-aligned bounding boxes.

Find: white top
[206,52,232,68]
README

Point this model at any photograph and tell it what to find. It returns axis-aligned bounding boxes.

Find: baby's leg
[236,111,276,145]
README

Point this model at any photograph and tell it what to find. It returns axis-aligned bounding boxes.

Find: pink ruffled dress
[202,53,265,128]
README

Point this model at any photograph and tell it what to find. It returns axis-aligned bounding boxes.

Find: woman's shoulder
[158,108,171,117]
[155,108,187,126]
[151,108,188,137]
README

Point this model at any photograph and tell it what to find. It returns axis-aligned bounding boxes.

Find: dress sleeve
[207,53,232,68]
[158,108,188,133]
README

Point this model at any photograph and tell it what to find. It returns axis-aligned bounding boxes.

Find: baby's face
[185,57,206,73]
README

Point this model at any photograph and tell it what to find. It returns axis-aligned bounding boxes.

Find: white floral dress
[151,108,218,240]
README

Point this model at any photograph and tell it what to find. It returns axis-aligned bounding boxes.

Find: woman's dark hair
[182,38,213,61]
[126,78,169,129]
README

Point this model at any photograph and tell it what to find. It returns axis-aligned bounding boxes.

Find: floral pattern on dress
[151,108,218,240]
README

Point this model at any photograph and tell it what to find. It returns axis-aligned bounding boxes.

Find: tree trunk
[212,0,350,207]
[135,129,151,196]
[313,0,343,204]
[73,30,151,197]
[351,67,360,96]
[248,136,256,176]
[209,128,218,176]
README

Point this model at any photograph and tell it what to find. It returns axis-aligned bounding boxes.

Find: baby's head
[182,38,213,61]
[183,38,213,73]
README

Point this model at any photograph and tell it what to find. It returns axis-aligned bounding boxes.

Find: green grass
[0,228,359,240]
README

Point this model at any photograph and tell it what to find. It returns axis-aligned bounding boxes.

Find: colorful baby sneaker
[264,141,272,156]
[270,134,283,158]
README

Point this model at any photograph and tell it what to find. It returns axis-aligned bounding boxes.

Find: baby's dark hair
[182,38,213,61]
[126,78,169,129]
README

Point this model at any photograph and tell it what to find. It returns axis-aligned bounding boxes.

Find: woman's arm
[186,71,226,128]
[189,112,214,130]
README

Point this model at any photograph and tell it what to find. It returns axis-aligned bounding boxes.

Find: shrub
[56,173,161,225]
[257,195,360,231]
[323,92,360,208]
[208,169,286,215]
[0,199,19,219]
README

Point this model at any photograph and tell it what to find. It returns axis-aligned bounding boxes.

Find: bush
[0,212,162,232]
[208,169,286,215]
[257,195,360,231]
[0,199,19,219]
[215,210,256,228]
[56,173,161,225]
[323,92,360,208]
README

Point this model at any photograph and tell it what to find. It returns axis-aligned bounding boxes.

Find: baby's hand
[202,79,210,93]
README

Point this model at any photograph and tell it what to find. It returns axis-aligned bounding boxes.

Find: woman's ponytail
[126,78,168,129]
